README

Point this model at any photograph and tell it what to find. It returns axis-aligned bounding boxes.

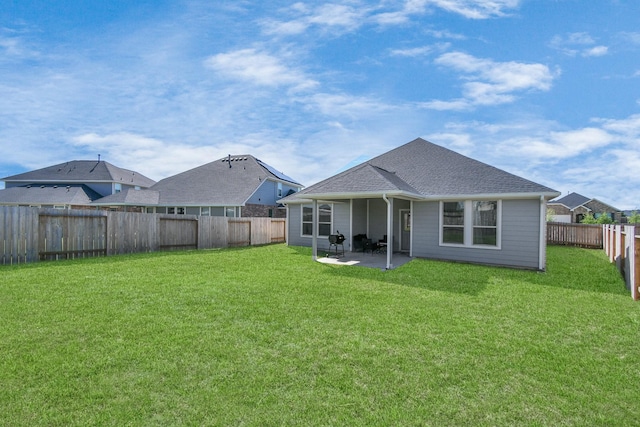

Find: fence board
[228,220,251,247]
[38,208,107,261]
[603,224,639,301]
[160,215,198,251]
[0,206,289,265]
[547,222,603,248]
[0,206,39,264]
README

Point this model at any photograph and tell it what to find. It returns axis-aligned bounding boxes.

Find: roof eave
[280,190,561,204]
[423,191,561,201]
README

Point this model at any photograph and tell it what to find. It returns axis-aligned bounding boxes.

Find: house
[547,192,623,223]
[0,160,156,210]
[93,154,303,218]
[278,138,560,270]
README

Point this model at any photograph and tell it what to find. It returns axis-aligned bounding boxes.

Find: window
[211,207,225,217]
[277,182,283,197]
[225,207,237,217]
[441,200,500,248]
[473,201,498,245]
[114,183,122,194]
[302,204,332,237]
[442,202,465,244]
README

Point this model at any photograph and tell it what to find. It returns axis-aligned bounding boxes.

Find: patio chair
[362,238,377,254]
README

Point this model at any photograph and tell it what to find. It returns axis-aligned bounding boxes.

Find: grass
[1,244,639,426]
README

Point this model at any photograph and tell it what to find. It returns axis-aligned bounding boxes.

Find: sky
[1,0,639,209]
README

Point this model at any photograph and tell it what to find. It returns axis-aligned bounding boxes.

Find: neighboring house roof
[281,138,559,202]
[2,160,155,188]
[548,192,591,210]
[148,154,302,206]
[92,188,160,206]
[549,192,621,212]
[0,184,101,205]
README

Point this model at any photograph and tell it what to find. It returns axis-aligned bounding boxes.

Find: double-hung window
[440,200,500,248]
[302,203,332,237]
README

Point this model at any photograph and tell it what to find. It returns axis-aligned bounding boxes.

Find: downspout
[539,195,546,271]
[382,194,393,270]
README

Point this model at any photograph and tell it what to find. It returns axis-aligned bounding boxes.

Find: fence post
[629,226,638,301]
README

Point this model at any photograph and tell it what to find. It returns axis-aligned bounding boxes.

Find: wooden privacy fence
[547,222,603,248]
[603,224,639,301]
[0,206,286,265]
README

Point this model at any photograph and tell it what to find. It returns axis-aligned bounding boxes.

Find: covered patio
[316,250,413,270]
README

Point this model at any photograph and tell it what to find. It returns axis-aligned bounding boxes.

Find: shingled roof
[148,154,301,206]
[0,184,101,205]
[548,192,591,210]
[2,160,155,188]
[281,138,559,202]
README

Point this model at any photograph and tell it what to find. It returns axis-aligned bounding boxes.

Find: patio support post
[312,199,318,261]
[383,194,393,270]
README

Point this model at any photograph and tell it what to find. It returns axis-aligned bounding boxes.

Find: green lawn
[1,245,638,426]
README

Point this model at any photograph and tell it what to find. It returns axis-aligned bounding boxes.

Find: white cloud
[71,132,220,180]
[204,48,318,92]
[595,113,640,142]
[427,0,520,19]
[305,93,395,118]
[550,32,609,57]
[389,43,449,57]
[261,3,367,36]
[263,0,520,35]
[423,51,557,109]
[583,45,608,57]
[618,31,640,45]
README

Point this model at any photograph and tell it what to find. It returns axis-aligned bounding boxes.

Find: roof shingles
[283,138,558,202]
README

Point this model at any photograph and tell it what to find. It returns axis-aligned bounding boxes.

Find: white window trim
[301,203,333,238]
[439,200,502,250]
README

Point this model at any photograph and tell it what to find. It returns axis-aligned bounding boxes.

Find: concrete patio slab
[316,251,413,270]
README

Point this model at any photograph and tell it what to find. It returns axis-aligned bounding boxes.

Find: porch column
[312,198,318,261]
[383,194,394,270]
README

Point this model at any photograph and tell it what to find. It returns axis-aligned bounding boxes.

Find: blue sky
[1,0,639,208]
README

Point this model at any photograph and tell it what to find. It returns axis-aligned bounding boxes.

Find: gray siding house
[0,160,155,209]
[279,138,560,270]
[95,155,302,218]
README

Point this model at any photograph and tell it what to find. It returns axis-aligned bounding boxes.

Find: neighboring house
[93,155,303,218]
[0,160,155,210]
[279,138,560,270]
[547,192,623,223]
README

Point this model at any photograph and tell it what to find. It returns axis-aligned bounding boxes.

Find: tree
[627,211,640,224]
[581,212,597,224]
[546,208,556,222]
[596,213,613,224]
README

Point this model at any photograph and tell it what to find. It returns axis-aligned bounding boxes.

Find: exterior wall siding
[332,202,351,250]
[287,198,543,269]
[247,181,301,206]
[411,199,542,269]
[286,204,305,247]
[368,199,387,242]
[352,199,367,237]
[285,202,351,250]
[246,181,276,205]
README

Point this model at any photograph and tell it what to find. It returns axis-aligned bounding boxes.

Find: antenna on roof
[227,154,232,168]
